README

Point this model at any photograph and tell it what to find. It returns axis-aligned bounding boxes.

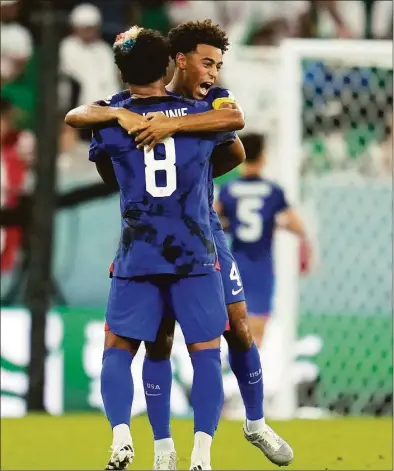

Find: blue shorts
[106,272,227,344]
[234,254,274,316]
[214,230,246,305]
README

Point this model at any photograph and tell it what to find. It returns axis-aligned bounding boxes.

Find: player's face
[74,26,100,43]
[178,44,223,100]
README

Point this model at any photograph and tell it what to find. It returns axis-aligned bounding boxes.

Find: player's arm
[64,104,148,130]
[89,128,119,190]
[213,188,230,231]
[276,206,315,274]
[276,207,308,239]
[172,106,244,133]
[211,135,246,178]
[95,152,119,190]
[65,104,123,128]
[133,101,245,151]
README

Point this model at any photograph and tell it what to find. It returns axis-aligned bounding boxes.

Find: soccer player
[89,26,242,471]
[216,133,310,347]
[66,20,294,471]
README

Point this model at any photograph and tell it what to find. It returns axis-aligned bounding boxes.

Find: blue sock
[228,343,264,420]
[143,357,172,440]
[190,349,224,436]
[101,347,134,429]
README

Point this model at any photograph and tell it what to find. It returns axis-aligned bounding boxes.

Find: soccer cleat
[105,444,134,470]
[153,451,177,470]
[189,463,212,470]
[243,423,294,467]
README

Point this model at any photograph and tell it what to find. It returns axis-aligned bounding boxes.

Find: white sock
[112,424,132,447]
[191,431,212,466]
[246,417,266,433]
[154,438,175,455]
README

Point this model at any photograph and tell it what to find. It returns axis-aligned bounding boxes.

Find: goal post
[273,39,392,419]
[219,39,392,420]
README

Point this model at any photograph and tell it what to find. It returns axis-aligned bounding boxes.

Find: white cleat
[189,463,212,470]
[153,451,177,470]
[105,444,134,470]
[243,423,294,467]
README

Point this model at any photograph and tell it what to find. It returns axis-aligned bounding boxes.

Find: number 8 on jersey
[144,137,177,197]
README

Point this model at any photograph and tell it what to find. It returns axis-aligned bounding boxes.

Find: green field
[1,415,392,470]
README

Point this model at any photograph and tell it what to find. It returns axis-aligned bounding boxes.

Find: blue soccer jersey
[98,86,237,232]
[218,176,289,314]
[203,86,237,231]
[90,94,224,277]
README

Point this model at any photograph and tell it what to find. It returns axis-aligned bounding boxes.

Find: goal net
[219,39,393,419]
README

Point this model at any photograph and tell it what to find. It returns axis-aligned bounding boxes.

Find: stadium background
[1,1,392,469]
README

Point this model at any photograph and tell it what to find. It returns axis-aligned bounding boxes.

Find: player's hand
[133,113,179,152]
[116,108,149,135]
[299,237,314,275]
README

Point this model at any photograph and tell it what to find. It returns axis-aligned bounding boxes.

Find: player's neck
[166,70,192,99]
[241,165,262,178]
[128,79,167,98]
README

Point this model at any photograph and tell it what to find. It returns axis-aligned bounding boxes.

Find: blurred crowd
[0,0,392,277]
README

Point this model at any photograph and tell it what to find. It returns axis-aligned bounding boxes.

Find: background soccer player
[216,133,311,347]
[66,19,294,471]
[89,26,246,471]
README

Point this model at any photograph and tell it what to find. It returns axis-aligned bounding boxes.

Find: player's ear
[175,52,187,70]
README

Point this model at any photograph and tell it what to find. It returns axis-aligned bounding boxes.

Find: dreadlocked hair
[168,19,229,59]
[113,26,170,85]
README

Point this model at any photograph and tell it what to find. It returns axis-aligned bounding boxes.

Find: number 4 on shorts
[230,262,242,287]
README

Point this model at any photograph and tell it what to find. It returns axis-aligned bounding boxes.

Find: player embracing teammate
[66,20,293,471]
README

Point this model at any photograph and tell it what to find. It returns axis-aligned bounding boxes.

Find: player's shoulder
[205,86,236,108]
[259,177,286,196]
[165,90,210,110]
[96,90,131,107]
[226,176,281,196]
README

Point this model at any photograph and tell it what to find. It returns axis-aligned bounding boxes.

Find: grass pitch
[1,414,392,470]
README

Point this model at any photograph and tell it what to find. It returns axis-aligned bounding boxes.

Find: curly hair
[113,26,170,85]
[168,19,229,59]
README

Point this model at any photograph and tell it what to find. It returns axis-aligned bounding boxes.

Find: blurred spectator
[59,3,120,107]
[0,22,33,83]
[167,1,225,28]
[1,1,33,84]
[313,0,392,39]
[1,0,37,130]
[0,97,35,274]
[136,0,171,35]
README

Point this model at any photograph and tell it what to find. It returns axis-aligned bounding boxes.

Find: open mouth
[199,81,214,96]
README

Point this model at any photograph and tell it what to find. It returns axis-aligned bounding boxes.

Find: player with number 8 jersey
[84,25,239,471]
[91,95,226,278]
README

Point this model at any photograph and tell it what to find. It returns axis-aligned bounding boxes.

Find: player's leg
[171,272,227,470]
[216,229,293,466]
[102,329,139,470]
[247,315,269,348]
[103,275,164,470]
[215,230,265,424]
[224,302,293,467]
[246,276,274,347]
[143,314,177,470]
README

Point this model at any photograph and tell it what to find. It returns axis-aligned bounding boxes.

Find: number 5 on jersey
[144,137,177,197]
